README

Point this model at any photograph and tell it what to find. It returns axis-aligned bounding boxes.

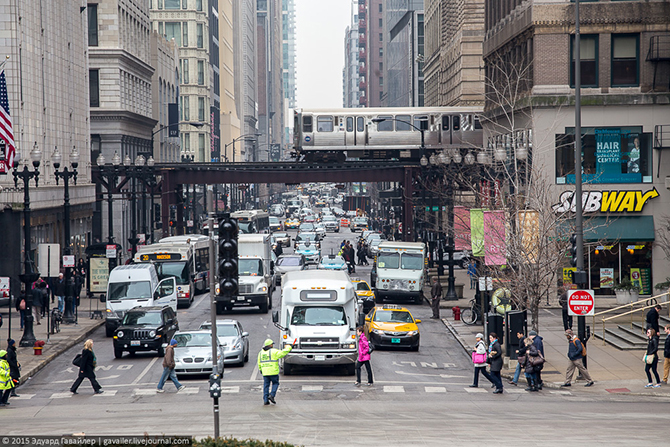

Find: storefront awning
[583,216,655,242]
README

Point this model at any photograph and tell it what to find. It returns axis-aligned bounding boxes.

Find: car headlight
[232,339,242,350]
[149,330,156,338]
[116,331,124,338]
[406,331,418,336]
[341,343,356,349]
[371,329,384,335]
[258,285,267,292]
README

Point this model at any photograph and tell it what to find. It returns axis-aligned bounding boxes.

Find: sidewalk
[0,295,105,385]
[429,268,670,398]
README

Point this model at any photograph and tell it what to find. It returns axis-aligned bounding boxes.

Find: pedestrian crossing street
[13,385,573,400]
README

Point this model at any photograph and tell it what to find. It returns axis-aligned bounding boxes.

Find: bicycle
[460,298,481,326]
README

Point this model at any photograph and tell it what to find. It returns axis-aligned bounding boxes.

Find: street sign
[187,220,194,228]
[568,289,595,316]
[38,243,61,277]
[0,277,9,298]
[106,245,116,258]
[63,255,75,268]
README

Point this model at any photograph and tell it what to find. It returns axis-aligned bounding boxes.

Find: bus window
[442,115,450,131]
[452,115,460,131]
[346,117,354,132]
[317,116,334,132]
[357,117,365,132]
[376,116,393,131]
[396,115,411,131]
[474,115,482,130]
[303,115,313,133]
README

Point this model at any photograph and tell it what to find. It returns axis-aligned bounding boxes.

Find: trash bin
[487,313,503,344]
[505,310,527,360]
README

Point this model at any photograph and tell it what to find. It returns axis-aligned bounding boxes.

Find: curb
[19,320,105,386]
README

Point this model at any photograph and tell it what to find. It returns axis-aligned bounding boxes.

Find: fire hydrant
[452,306,461,321]
[34,340,45,355]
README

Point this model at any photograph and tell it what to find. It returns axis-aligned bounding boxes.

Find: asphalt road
[1,224,669,445]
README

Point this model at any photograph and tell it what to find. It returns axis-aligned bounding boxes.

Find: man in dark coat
[53,273,66,313]
[646,305,662,334]
[31,281,46,325]
[430,277,442,319]
[6,340,20,397]
[529,330,544,389]
[558,287,572,331]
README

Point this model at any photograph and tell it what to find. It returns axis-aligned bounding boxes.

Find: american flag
[0,62,15,174]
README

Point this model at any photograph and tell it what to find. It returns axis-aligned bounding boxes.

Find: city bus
[231,209,270,234]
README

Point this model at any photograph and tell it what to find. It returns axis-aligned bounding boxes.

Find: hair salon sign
[553,188,659,213]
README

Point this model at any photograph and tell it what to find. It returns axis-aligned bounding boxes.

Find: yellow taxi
[352,279,375,314]
[364,305,420,351]
[285,218,300,229]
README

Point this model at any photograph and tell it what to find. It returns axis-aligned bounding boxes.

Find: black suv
[113,306,179,359]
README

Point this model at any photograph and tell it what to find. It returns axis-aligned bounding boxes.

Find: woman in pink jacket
[355,326,373,386]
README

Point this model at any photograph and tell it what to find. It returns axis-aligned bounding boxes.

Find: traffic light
[218,214,238,299]
[569,233,578,267]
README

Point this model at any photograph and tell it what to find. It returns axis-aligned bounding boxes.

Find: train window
[414,116,428,130]
[452,115,460,131]
[396,115,411,131]
[303,116,313,133]
[474,115,482,130]
[346,117,354,132]
[357,117,365,132]
[377,115,393,131]
[462,115,472,131]
[317,116,334,132]
[442,116,450,131]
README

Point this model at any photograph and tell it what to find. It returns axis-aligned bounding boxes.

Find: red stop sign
[568,289,595,316]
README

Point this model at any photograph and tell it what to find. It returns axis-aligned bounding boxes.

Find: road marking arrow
[395,370,466,379]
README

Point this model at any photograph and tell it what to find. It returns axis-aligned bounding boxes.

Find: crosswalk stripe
[180,387,199,394]
[302,385,323,392]
[383,386,405,393]
[464,387,488,393]
[11,394,36,400]
[93,390,117,396]
[504,388,527,394]
[424,387,446,393]
[222,386,239,393]
[134,389,158,396]
[550,390,572,396]
[50,392,73,399]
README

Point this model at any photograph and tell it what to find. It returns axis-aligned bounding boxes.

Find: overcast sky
[295,0,352,109]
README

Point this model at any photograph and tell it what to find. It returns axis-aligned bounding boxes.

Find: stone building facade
[150,31,180,163]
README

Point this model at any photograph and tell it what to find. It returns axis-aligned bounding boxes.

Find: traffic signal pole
[207,190,220,439]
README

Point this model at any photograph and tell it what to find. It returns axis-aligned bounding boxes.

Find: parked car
[198,319,249,366]
[113,306,179,359]
[173,330,224,376]
[441,250,472,269]
[275,254,307,284]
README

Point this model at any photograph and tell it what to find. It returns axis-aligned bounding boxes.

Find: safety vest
[257,345,292,376]
[0,360,14,390]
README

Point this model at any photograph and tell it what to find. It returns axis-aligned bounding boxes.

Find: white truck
[272,270,359,375]
[216,234,275,314]
[374,241,426,304]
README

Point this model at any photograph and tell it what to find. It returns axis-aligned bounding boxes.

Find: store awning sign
[553,188,659,213]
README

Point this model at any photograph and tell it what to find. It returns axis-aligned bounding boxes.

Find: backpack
[572,339,587,357]
[72,353,82,367]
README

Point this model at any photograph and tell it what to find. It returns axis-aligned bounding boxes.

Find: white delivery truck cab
[216,234,275,314]
[374,241,426,304]
[103,264,178,337]
[272,270,359,375]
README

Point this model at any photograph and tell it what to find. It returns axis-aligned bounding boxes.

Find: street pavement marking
[464,387,488,393]
[134,389,159,396]
[180,387,199,394]
[550,390,572,396]
[132,357,159,385]
[11,394,36,400]
[222,386,239,393]
[504,388,526,394]
[93,390,117,396]
[50,392,73,399]
[302,385,323,392]
[383,386,405,393]
[424,387,446,393]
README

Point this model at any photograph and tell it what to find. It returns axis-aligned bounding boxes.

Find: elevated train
[293,107,483,163]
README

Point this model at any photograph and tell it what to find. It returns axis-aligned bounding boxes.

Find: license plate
[130,340,140,346]
[391,338,401,343]
[237,296,245,301]
[315,355,325,361]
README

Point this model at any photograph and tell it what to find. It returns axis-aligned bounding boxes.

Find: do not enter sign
[568,289,595,316]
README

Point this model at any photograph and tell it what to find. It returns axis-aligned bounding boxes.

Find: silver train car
[293,107,483,162]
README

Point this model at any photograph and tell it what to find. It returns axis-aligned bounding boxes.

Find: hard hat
[0,350,6,357]
[263,339,274,347]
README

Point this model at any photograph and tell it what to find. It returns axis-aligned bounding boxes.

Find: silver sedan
[198,319,250,366]
[173,330,224,376]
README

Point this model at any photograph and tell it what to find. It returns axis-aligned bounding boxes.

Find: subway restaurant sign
[553,188,659,213]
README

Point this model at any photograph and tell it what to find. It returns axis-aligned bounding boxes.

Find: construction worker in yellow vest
[257,338,295,405]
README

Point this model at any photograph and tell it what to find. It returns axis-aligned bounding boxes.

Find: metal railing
[594,291,669,345]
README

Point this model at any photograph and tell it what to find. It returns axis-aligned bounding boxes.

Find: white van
[272,270,359,375]
[374,241,426,304]
[103,264,178,337]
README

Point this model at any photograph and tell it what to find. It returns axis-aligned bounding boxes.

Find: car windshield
[356,282,370,291]
[298,233,317,242]
[320,257,344,265]
[108,281,152,300]
[299,223,315,231]
[269,217,279,224]
[377,253,400,269]
[238,258,263,276]
[278,256,302,266]
[374,310,414,323]
[275,232,288,238]
[401,253,423,270]
[154,261,189,285]
[122,311,162,326]
[290,306,347,326]
[175,333,212,347]
[323,216,336,222]
[297,242,315,251]
[238,222,256,234]
[199,323,239,337]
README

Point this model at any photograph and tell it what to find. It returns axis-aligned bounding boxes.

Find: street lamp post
[224,133,260,211]
[96,151,121,244]
[12,142,42,347]
[53,146,80,324]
